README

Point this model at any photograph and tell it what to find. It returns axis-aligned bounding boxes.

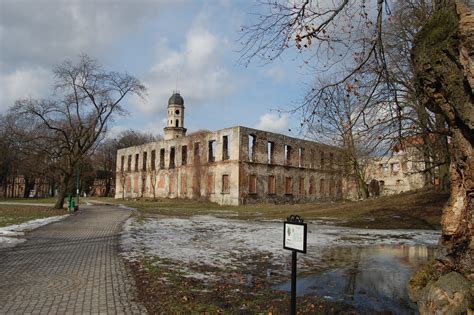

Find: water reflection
[274,244,435,314]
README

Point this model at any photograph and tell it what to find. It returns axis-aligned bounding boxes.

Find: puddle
[274,244,435,314]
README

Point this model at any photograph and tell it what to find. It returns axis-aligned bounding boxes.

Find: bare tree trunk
[410,0,473,312]
[54,173,71,209]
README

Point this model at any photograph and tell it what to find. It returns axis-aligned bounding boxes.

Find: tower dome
[168,92,184,106]
[164,91,187,140]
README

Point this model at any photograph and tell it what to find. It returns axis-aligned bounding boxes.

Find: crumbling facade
[364,149,428,196]
[115,92,344,205]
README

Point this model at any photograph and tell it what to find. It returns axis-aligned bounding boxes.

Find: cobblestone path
[0,205,146,314]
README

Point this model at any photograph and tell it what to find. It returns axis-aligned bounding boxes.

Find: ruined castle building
[115,92,344,205]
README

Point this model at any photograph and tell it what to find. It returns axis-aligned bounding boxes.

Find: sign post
[283,215,307,315]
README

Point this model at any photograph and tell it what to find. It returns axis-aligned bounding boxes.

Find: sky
[0,0,314,139]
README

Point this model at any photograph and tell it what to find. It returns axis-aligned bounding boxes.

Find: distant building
[115,92,345,205]
[365,141,436,196]
[0,175,53,198]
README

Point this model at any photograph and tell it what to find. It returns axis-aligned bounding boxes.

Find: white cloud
[133,18,236,114]
[0,67,52,112]
[0,0,183,71]
[255,112,290,133]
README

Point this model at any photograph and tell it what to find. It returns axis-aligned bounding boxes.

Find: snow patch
[121,215,440,279]
[0,215,69,248]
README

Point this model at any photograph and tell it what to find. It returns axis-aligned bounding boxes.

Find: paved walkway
[0,205,146,314]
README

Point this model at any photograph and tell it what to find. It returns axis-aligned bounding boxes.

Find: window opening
[267,141,274,164]
[248,134,256,161]
[151,150,156,170]
[169,147,175,169]
[284,145,292,165]
[222,175,230,193]
[268,175,276,194]
[194,142,200,163]
[298,148,304,167]
[142,152,147,171]
[181,145,187,165]
[285,177,293,194]
[208,140,216,162]
[159,149,165,169]
[249,175,257,194]
[222,136,229,160]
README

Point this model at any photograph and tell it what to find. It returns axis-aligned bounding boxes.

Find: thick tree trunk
[409,0,473,313]
[54,173,71,209]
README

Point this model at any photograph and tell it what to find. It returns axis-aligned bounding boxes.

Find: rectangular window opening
[268,175,276,194]
[194,142,200,164]
[222,175,230,194]
[207,174,215,194]
[127,155,131,171]
[299,177,305,194]
[135,154,139,171]
[248,134,256,162]
[120,156,124,172]
[222,135,229,160]
[208,140,216,162]
[151,150,156,171]
[159,149,165,169]
[320,152,325,169]
[142,152,147,171]
[284,145,292,166]
[249,175,257,194]
[181,145,188,165]
[169,147,175,169]
[285,177,293,194]
[267,141,274,164]
[298,148,304,168]
[329,152,334,169]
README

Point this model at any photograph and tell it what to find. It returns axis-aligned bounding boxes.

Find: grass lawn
[0,204,69,227]
[0,197,58,204]
[89,188,448,230]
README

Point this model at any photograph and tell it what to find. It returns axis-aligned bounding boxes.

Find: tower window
[175,119,179,127]
[175,109,180,115]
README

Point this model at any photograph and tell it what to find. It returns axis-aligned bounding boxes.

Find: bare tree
[9,55,146,208]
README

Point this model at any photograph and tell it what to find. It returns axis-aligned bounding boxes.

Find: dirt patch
[128,255,356,314]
